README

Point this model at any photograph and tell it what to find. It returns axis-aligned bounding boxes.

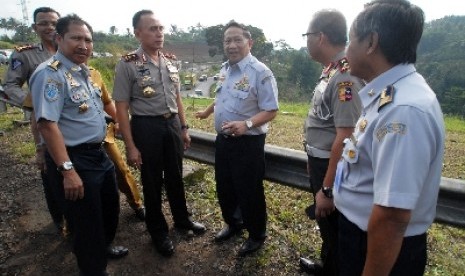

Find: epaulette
[14,44,37,53]
[378,85,395,111]
[47,59,61,71]
[122,52,139,62]
[163,52,177,60]
[337,57,350,73]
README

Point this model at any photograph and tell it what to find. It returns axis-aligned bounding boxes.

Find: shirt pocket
[226,89,251,113]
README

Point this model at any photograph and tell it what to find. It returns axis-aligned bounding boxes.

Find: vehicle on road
[213,74,219,81]
[199,74,208,81]
[195,89,202,96]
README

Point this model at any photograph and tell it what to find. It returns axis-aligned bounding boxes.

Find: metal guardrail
[185,129,465,228]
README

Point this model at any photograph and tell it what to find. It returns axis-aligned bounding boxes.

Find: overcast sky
[1,0,464,49]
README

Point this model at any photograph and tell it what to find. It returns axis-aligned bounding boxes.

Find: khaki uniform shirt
[304,51,363,151]
[4,43,53,107]
[112,48,180,116]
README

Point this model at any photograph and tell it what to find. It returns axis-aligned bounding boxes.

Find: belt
[66,142,103,151]
[132,113,175,119]
[305,144,331,158]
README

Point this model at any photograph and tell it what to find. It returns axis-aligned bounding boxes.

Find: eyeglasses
[302,31,320,38]
[35,21,57,27]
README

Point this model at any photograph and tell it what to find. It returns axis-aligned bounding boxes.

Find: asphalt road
[181,76,214,98]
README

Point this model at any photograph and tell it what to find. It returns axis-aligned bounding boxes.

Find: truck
[182,73,197,90]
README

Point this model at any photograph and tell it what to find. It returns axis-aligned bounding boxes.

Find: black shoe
[214,225,243,242]
[175,221,207,235]
[106,245,129,259]
[134,207,146,221]
[237,238,265,257]
[299,257,323,275]
[153,235,174,257]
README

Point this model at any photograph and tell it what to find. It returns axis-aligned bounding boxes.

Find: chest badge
[143,86,155,97]
[79,102,89,113]
[359,119,368,132]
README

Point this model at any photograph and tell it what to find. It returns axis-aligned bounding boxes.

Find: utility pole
[20,0,29,26]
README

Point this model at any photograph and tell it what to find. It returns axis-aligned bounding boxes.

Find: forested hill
[417,15,465,115]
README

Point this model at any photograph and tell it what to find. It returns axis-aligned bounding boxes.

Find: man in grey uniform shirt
[113,9,206,258]
[299,9,363,276]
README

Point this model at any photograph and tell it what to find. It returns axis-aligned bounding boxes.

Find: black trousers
[215,134,267,240]
[308,156,339,276]
[46,147,119,276]
[131,115,190,238]
[339,213,427,276]
[40,169,64,226]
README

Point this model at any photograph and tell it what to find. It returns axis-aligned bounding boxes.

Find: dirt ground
[0,131,311,276]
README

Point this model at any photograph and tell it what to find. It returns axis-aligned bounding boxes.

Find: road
[180,76,215,98]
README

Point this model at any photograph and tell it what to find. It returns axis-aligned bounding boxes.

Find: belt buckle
[163,113,172,119]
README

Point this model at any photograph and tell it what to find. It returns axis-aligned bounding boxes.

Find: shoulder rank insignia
[163,52,177,60]
[338,81,354,102]
[122,52,139,62]
[14,44,37,53]
[379,85,395,111]
[337,57,350,73]
[47,59,61,71]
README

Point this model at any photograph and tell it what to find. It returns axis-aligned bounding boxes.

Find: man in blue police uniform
[30,14,127,276]
[334,1,445,275]
[113,10,206,258]
[196,20,279,257]
[299,9,363,276]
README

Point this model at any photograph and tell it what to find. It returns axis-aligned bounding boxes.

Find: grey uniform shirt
[4,43,53,106]
[30,52,106,146]
[113,48,180,116]
[304,51,363,151]
[214,53,279,135]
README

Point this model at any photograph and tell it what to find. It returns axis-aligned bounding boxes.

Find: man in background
[299,9,363,275]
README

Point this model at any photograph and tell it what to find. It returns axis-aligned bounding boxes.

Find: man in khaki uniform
[7,7,65,232]
[89,67,146,220]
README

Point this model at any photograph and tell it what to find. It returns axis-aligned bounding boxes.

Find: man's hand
[315,190,335,219]
[182,130,191,149]
[62,170,84,201]
[221,121,248,137]
[126,145,142,170]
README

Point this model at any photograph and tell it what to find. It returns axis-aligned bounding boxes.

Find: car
[213,74,219,81]
[0,50,10,65]
[198,74,207,81]
[195,89,202,96]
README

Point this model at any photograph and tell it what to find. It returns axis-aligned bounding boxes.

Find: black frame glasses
[302,31,320,38]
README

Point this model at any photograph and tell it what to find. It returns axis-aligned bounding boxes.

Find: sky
[1,0,464,49]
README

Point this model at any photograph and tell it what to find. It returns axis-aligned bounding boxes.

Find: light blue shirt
[214,53,279,135]
[30,51,106,146]
[334,64,445,236]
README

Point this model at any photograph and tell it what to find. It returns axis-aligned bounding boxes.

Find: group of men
[2,0,445,275]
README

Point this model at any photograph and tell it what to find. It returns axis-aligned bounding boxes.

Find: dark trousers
[308,156,339,276]
[215,134,267,240]
[131,115,190,238]
[40,169,65,226]
[46,147,119,276]
[338,213,427,276]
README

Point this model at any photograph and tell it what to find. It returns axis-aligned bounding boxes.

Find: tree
[109,26,117,35]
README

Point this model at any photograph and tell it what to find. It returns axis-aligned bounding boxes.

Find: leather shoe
[153,235,174,257]
[214,225,243,242]
[106,245,129,259]
[134,207,145,221]
[299,257,323,275]
[175,221,207,235]
[237,238,265,257]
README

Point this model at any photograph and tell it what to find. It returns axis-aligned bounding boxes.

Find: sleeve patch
[338,81,353,102]
[376,122,406,142]
[44,79,62,102]
[11,59,22,70]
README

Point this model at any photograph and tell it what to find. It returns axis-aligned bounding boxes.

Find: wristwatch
[321,186,333,199]
[245,119,253,129]
[57,161,74,172]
